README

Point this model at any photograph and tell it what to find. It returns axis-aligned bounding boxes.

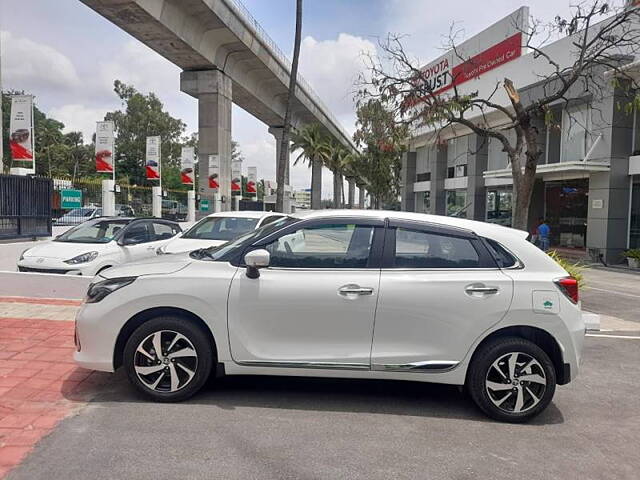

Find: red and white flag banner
[181,147,195,185]
[231,158,242,192]
[145,136,161,180]
[9,95,34,165]
[208,154,220,189]
[246,166,257,194]
[95,121,115,173]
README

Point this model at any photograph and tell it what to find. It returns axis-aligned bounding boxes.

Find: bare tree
[276,0,303,213]
[358,1,640,229]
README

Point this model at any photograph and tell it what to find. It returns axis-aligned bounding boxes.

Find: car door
[227,218,384,368]
[119,221,156,262]
[371,220,514,372]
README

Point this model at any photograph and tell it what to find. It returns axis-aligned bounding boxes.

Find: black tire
[123,316,214,402]
[467,337,556,423]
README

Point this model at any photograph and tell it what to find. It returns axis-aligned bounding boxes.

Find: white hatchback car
[18,217,182,276]
[74,210,584,422]
[157,211,286,255]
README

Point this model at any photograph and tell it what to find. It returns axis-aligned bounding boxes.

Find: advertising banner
[208,154,220,189]
[95,121,115,173]
[246,166,257,195]
[231,158,242,193]
[180,146,195,185]
[9,95,34,164]
[145,136,161,180]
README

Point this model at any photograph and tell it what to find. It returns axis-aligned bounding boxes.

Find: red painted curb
[0,297,83,307]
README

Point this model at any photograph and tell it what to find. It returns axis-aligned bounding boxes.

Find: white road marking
[586,333,640,340]
[585,287,640,299]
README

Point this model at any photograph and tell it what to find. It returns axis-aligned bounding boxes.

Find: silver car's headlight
[18,249,30,261]
[85,277,136,304]
[64,251,99,265]
[156,245,167,255]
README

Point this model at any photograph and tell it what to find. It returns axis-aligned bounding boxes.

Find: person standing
[537,217,551,251]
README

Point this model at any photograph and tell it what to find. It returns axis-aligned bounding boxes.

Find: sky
[0,0,578,198]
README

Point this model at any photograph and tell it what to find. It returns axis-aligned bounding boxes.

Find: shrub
[623,249,640,260]
[547,250,585,287]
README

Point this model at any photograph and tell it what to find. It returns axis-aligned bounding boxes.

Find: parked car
[74,210,584,422]
[156,211,287,255]
[54,205,135,226]
[54,206,102,226]
[162,200,188,221]
[18,217,181,276]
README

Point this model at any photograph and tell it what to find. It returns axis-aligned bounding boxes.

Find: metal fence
[0,174,52,239]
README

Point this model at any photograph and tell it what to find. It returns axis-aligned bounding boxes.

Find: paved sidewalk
[0,298,108,479]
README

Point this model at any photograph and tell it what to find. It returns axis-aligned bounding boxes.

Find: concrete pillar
[233,195,241,211]
[213,192,222,213]
[180,70,232,213]
[152,186,162,218]
[311,158,322,209]
[431,143,448,216]
[101,179,115,217]
[269,126,290,186]
[586,82,634,264]
[358,186,366,208]
[347,179,356,208]
[401,151,417,212]
[467,135,488,221]
[187,190,196,223]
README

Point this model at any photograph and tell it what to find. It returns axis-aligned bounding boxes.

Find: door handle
[338,284,374,296]
[465,284,499,295]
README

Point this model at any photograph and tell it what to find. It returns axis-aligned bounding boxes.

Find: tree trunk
[275,0,303,212]
[333,171,341,208]
[311,156,322,209]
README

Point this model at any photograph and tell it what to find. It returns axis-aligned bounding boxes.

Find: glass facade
[446,190,467,218]
[630,179,640,249]
[486,189,513,227]
[544,179,589,248]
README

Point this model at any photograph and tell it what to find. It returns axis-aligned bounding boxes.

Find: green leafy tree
[353,99,407,208]
[105,80,186,188]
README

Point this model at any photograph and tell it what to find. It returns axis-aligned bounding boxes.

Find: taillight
[555,277,579,304]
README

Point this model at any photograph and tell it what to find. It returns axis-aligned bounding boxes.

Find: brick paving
[0,298,109,479]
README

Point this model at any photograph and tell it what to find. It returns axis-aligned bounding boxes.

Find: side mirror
[244,249,270,279]
[119,236,138,246]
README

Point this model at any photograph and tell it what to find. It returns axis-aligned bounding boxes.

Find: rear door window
[394,228,481,268]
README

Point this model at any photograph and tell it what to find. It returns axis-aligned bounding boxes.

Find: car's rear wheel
[123,316,214,402]
[467,337,556,422]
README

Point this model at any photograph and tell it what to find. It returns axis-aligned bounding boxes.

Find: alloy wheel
[485,351,547,414]
[133,330,198,393]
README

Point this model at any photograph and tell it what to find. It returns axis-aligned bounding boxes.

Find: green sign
[200,199,210,212]
[60,189,82,209]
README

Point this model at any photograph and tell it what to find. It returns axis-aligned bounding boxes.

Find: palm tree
[276,0,303,212]
[322,141,350,209]
[291,123,326,209]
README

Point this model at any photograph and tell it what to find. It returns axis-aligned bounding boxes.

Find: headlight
[18,249,30,261]
[64,251,99,265]
[85,277,136,304]
[156,245,167,255]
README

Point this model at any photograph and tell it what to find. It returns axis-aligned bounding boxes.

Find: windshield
[182,216,260,241]
[190,216,296,261]
[55,219,129,243]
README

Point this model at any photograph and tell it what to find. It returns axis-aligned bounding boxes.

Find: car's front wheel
[467,337,556,422]
[123,316,214,402]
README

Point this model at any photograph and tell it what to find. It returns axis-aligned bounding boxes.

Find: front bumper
[18,257,93,275]
[73,302,118,372]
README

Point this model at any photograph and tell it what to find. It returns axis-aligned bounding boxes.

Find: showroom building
[399,6,640,264]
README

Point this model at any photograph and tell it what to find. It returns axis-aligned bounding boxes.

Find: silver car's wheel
[485,352,547,414]
[133,330,199,393]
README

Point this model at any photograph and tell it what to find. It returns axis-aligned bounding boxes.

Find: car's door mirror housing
[244,249,270,279]
[119,236,138,246]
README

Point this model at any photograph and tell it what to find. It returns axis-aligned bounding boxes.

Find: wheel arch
[466,325,569,385]
[113,306,218,370]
